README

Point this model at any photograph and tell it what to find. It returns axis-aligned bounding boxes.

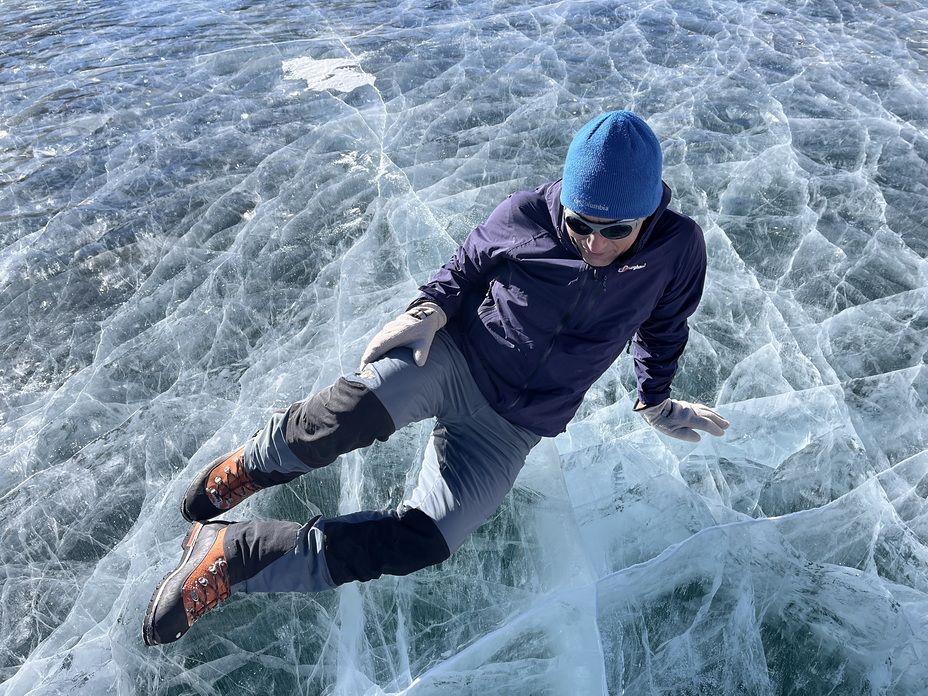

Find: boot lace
[184,557,231,624]
[206,453,263,510]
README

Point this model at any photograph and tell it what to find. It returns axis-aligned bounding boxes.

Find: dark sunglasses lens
[600,223,635,240]
[566,215,594,235]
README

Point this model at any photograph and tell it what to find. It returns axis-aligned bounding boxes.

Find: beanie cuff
[561,184,663,220]
[561,111,663,220]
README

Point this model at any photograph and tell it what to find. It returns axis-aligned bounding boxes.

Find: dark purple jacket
[414,180,707,437]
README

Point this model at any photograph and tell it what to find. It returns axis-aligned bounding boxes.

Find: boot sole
[142,523,204,646]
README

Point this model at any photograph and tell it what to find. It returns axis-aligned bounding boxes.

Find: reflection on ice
[2,0,928,693]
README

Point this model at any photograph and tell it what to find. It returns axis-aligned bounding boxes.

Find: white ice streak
[282,57,375,94]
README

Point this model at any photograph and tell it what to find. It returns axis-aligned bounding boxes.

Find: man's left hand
[637,398,729,442]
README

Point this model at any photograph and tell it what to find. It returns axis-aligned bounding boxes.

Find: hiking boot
[182,447,264,522]
[143,521,234,646]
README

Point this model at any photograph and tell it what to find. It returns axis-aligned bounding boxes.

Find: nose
[587,231,608,252]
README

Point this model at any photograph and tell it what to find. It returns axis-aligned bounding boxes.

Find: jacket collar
[619,181,672,262]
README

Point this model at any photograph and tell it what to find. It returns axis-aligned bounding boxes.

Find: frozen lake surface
[2,0,928,693]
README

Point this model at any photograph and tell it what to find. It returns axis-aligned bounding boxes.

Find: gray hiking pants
[223,330,540,595]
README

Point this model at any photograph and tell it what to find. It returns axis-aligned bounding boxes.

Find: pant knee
[283,377,396,469]
[322,508,452,586]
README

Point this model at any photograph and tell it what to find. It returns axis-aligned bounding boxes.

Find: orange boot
[181,447,264,522]
[143,522,233,646]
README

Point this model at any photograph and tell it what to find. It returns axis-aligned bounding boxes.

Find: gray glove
[637,398,729,442]
[360,302,448,368]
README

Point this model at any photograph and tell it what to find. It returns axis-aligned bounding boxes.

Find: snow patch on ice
[282,57,375,93]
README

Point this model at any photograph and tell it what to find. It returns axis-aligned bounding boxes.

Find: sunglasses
[564,209,642,240]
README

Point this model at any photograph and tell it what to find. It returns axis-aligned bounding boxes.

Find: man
[143,110,729,646]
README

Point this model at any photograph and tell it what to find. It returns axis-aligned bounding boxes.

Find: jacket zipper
[502,268,594,411]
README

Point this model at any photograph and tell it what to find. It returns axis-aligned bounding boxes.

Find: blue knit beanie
[560,111,663,220]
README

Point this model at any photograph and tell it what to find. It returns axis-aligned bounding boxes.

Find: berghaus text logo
[618,263,647,273]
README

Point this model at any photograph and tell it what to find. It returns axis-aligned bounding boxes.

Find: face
[565,212,646,267]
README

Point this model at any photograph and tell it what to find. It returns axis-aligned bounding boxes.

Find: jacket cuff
[407,296,439,311]
[636,390,671,410]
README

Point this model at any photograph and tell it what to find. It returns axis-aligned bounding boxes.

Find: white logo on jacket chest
[617,263,647,273]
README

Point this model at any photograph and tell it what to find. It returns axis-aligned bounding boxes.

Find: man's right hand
[360,302,448,369]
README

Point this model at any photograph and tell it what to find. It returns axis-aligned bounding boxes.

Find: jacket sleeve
[410,197,513,318]
[632,222,707,405]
